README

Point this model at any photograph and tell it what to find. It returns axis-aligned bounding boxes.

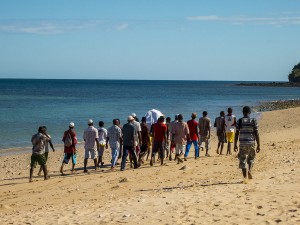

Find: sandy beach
[0,107,300,225]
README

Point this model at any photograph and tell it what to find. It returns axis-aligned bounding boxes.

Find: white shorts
[175,144,185,155]
[85,148,97,159]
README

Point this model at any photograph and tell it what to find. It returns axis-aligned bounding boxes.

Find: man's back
[236,116,258,146]
[122,123,135,146]
[199,117,210,137]
[187,119,198,141]
[173,121,189,144]
[153,122,167,142]
[83,126,98,149]
[225,114,236,132]
[214,116,225,134]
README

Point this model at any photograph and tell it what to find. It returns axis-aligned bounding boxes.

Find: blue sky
[0,0,299,81]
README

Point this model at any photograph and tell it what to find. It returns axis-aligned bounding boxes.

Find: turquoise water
[0,79,299,151]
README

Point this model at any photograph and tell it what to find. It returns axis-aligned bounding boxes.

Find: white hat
[69,122,75,128]
[128,115,134,121]
[88,119,93,125]
[131,113,136,117]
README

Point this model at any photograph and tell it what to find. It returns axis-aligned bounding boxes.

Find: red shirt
[62,129,77,153]
[187,119,198,141]
[153,122,167,142]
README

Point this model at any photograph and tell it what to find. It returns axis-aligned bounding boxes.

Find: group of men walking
[30,106,260,183]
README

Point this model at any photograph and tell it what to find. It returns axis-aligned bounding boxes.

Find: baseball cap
[131,113,137,117]
[128,115,134,121]
[88,119,93,125]
[69,122,75,128]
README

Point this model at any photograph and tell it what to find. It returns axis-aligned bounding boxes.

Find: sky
[0,0,299,81]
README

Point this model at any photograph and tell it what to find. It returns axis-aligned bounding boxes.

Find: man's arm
[254,130,260,153]
[234,130,239,152]
[106,136,109,149]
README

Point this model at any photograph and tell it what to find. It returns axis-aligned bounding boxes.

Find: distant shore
[236,82,300,87]
[253,99,300,112]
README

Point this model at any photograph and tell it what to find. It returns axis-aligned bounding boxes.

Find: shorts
[217,131,226,143]
[63,153,77,164]
[238,145,256,169]
[140,144,148,153]
[31,153,47,167]
[175,144,185,155]
[226,132,235,143]
[98,145,105,157]
[199,136,210,150]
[152,141,164,153]
[85,148,98,159]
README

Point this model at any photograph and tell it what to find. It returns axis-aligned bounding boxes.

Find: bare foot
[37,173,42,177]
[60,166,64,175]
[44,176,50,180]
[248,171,253,179]
[29,179,33,183]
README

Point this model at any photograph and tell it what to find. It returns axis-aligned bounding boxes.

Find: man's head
[220,111,225,117]
[178,114,183,122]
[141,116,146,123]
[88,119,93,126]
[242,106,251,116]
[69,122,75,129]
[159,116,165,123]
[38,126,44,133]
[203,111,208,117]
[99,121,104,127]
[191,112,197,119]
[166,117,171,123]
[175,114,179,120]
[127,115,134,123]
[113,119,119,126]
[227,107,233,114]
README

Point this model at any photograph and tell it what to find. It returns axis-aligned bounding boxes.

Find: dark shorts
[238,145,256,169]
[217,132,226,143]
[152,141,164,153]
[63,153,77,164]
[31,153,47,167]
[140,145,148,153]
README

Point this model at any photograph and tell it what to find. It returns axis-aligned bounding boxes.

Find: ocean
[0,79,300,152]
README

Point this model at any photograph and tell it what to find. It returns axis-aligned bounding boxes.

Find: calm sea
[0,79,299,152]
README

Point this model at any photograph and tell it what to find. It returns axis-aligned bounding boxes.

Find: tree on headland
[288,62,300,83]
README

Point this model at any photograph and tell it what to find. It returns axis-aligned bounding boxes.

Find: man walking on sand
[214,111,226,155]
[184,112,199,160]
[150,116,167,166]
[30,126,51,182]
[83,119,99,173]
[106,119,122,170]
[139,117,150,164]
[121,116,139,171]
[37,126,55,176]
[198,111,211,157]
[172,114,190,164]
[60,122,77,175]
[225,107,236,155]
[98,121,107,168]
[234,106,260,183]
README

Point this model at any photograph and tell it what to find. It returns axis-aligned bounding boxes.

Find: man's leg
[121,146,129,171]
[42,165,49,180]
[29,165,34,182]
[159,142,164,165]
[184,141,192,160]
[84,158,88,172]
[130,148,139,168]
[193,140,199,159]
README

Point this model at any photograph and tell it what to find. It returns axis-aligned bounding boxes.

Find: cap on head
[69,122,75,128]
[128,115,134,121]
[88,119,93,125]
[131,113,136,117]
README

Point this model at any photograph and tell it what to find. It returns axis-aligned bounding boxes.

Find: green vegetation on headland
[237,62,300,87]
[288,62,300,83]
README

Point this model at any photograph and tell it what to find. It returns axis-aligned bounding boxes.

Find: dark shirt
[122,123,136,146]
[141,122,150,146]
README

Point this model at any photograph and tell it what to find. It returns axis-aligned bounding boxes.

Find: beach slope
[0,107,300,224]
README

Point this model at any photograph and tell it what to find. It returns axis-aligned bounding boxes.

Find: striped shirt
[107,125,122,149]
[236,116,258,146]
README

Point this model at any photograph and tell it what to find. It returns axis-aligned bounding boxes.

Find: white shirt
[132,120,141,146]
[83,126,99,149]
[97,127,107,145]
[224,114,236,132]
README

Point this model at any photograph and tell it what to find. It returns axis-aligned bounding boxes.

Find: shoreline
[236,81,300,87]
[0,99,299,155]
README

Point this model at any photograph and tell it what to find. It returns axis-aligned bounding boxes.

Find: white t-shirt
[97,127,107,146]
[224,114,236,132]
[44,134,51,152]
[83,126,99,149]
[132,120,141,146]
